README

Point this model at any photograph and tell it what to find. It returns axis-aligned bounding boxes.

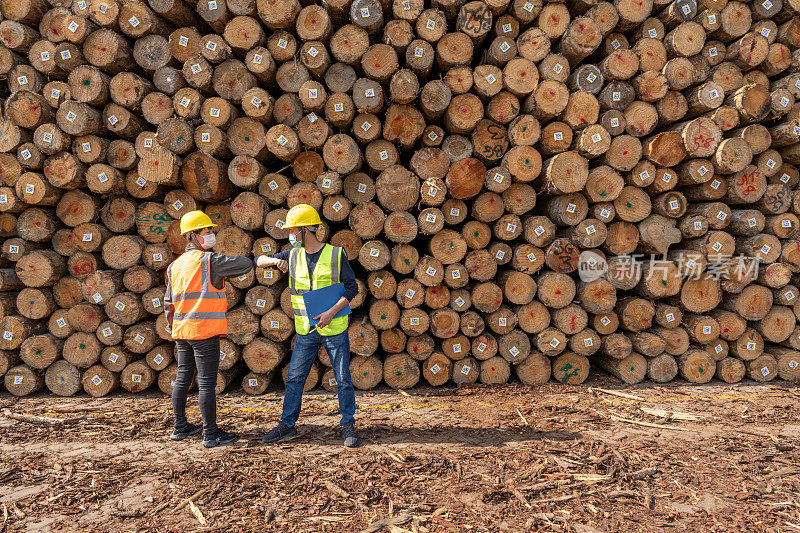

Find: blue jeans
[281,329,356,427]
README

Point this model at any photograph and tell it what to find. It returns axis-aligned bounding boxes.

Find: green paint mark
[404,258,410,266]
[626,202,632,208]
[30,301,34,305]
[82,79,90,86]
[630,366,635,372]
[244,136,250,142]
[79,343,86,350]
[521,125,527,132]
[661,279,667,286]
[698,366,704,373]
[363,371,368,377]
[525,158,530,165]
[473,231,480,237]
[35,349,41,355]
[396,371,402,376]
[176,135,183,144]
[380,314,386,320]
[557,363,578,383]
[600,190,606,197]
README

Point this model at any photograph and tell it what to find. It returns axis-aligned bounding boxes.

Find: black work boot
[170,422,202,441]
[342,423,361,448]
[261,421,298,444]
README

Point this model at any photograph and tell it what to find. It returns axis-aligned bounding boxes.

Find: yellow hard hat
[180,210,217,235]
[283,204,321,229]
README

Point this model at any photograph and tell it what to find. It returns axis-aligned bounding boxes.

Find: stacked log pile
[1,0,800,398]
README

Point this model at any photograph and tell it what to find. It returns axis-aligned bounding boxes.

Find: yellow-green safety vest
[289,244,349,336]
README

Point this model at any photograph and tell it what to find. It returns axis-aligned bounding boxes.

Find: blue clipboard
[302,283,352,327]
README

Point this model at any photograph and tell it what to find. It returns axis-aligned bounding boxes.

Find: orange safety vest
[167,249,228,340]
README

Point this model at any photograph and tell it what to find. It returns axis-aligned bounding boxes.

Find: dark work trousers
[172,336,221,437]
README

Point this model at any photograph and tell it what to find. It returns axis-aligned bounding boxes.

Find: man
[257,204,360,447]
[164,210,257,448]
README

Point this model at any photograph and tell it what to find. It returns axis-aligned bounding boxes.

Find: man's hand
[256,256,288,272]
[313,309,335,328]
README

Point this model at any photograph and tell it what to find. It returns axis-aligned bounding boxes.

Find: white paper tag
[278,39,287,49]
[425,213,436,223]
[40,51,50,61]
[498,317,507,326]
[56,318,67,328]
[506,223,517,232]
[206,41,217,51]
[248,378,259,387]
[154,354,164,364]
[277,135,287,146]
[405,289,415,298]
[333,201,343,212]
[550,338,560,348]
[707,14,716,24]
[373,278,383,287]
[144,138,153,147]
[461,365,471,376]
[454,297,465,307]
[426,19,435,29]
[66,111,76,122]
[648,28,657,37]
[128,16,140,27]
[365,88,375,97]
[360,6,370,16]
[452,270,461,279]
[495,250,505,260]
[2,331,12,340]
[452,344,461,353]
[131,373,142,383]
[566,203,576,214]
[612,91,620,101]
[256,299,266,308]
[587,73,597,83]
[135,333,145,344]
[702,325,712,335]
[379,150,388,160]
[370,248,380,257]
[415,47,424,58]
[24,184,35,194]
[426,266,437,276]
[91,375,102,385]
[8,245,19,254]
[428,132,438,141]
[307,47,319,58]
[710,179,721,190]
[208,0,216,8]
[268,180,278,190]
[334,103,344,112]
[270,320,280,328]
[789,360,798,369]
[410,317,420,325]
[179,36,189,46]
[747,342,756,350]
[535,225,545,236]
[13,376,23,385]
[609,117,618,127]
[92,292,103,303]
[190,64,202,74]
[554,132,563,141]
[43,132,52,143]
[760,367,770,377]
[586,225,596,235]
[486,74,496,84]
[430,364,441,374]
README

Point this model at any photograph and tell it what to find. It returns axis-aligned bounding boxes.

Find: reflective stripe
[171,291,228,302]
[292,306,308,317]
[173,311,228,320]
[201,251,211,291]
[331,246,341,283]
[289,248,298,293]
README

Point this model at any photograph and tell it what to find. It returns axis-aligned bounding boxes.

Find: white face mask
[200,234,216,249]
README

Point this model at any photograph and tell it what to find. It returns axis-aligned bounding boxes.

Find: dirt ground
[1,377,799,533]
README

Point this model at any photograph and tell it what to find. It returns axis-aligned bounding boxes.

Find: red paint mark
[623,150,628,155]
[458,78,463,82]
[489,197,494,203]
[700,291,704,297]
[35,222,41,227]
[724,328,729,333]
[521,71,527,78]
[554,290,561,295]
[375,63,381,68]
[549,90,554,96]
[121,150,127,157]
[551,14,557,21]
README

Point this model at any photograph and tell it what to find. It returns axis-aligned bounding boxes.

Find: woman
[164,210,256,448]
